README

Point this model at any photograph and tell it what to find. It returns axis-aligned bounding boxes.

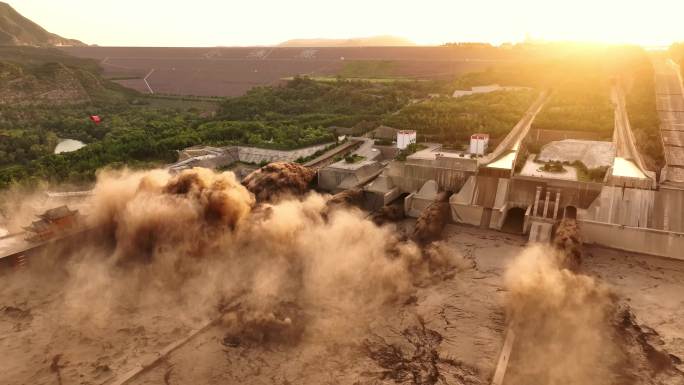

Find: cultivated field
[61,46,514,97]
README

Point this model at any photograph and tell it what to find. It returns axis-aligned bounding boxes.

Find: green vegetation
[533,55,614,134]
[344,154,365,163]
[338,61,398,79]
[218,76,436,125]
[451,63,544,90]
[284,76,415,84]
[396,143,427,161]
[0,49,133,106]
[374,138,393,146]
[539,161,565,173]
[464,44,663,170]
[0,59,445,188]
[624,52,664,170]
[572,161,609,183]
[295,142,339,164]
[535,159,608,182]
[534,89,614,134]
[1,43,669,188]
[384,90,537,148]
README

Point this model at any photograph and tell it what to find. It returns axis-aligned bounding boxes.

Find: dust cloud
[0,184,53,233]
[241,161,316,203]
[48,167,463,348]
[504,241,684,384]
[412,191,451,245]
[551,218,582,270]
[504,244,621,384]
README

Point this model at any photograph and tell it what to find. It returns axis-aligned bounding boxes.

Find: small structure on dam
[23,205,81,243]
[317,138,386,192]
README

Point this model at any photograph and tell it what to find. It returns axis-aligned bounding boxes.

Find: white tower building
[397,130,417,150]
[469,133,489,155]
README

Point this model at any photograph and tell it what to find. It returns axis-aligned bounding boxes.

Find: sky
[9,0,684,47]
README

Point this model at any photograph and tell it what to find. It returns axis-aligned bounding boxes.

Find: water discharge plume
[412,192,451,245]
[504,245,684,384]
[89,167,254,266]
[242,161,316,203]
[59,167,464,349]
[504,245,622,384]
[326,188,365,210]
[552,218,582,270]
[371,201,406,225]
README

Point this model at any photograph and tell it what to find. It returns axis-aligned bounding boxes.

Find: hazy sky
[10,0,684,47]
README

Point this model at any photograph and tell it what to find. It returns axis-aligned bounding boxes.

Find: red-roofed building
[23,205,79,242]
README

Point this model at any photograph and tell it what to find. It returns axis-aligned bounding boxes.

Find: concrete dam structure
[315,82,684,261]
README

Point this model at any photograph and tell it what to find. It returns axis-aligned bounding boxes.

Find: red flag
[89,115,101,124]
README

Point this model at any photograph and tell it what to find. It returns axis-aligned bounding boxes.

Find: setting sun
[11,0,684,46]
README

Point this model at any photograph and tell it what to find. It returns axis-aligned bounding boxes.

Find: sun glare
[407,0,682,47]
[11,0,684,47]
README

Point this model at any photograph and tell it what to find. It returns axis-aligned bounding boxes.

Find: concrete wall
[580,220,684,261]
[237,142,332,164]
[529,219,554,243]
[172,143,333,171]
[508,177,603,210]
[449,176,508,227]
[451,205,484,226]
[405,180,439,218]
[653,187,684,232]
[318,162,384,192]
[607,174,655,190]
[318,168,353,192]
[405,196,434,218]
[528,128,607,145]
[386,161,471,194]
[581,185,684,233]
[583,186,656,228]
[490,203,510,230]
[365,175,401,208]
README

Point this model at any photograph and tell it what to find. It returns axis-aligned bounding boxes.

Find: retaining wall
[580,220,684,260]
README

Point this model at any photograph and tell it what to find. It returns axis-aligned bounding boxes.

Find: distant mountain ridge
[0,2,85,46]
[278,35,415,47]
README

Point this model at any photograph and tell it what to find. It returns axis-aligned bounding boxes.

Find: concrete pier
[533,186,542,217]
[542,190,551,218]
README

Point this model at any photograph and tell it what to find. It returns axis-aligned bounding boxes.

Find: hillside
[0,2,84,46]
[0,46,129,105]
[1,60,93,104]
[278,35,415,47]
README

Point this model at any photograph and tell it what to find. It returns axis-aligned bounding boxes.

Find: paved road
[653,58,684,186]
